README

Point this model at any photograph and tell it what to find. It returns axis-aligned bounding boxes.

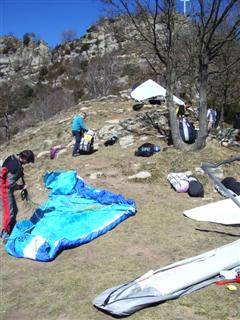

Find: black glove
[21,189,29,201]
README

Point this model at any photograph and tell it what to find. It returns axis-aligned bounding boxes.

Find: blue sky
[0,0,192,48]
[0,0,105,48]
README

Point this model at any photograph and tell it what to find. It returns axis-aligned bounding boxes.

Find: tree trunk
[193,57,209,150]
[166,65,204,151]
[166,65,187,150]
[4,112,10,141]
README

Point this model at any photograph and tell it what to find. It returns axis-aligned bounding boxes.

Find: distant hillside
[1,13,239,144]
[0,16,156,142]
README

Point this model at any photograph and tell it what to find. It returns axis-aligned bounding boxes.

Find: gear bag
[187,176,204,197]
[221,177,240,196]
[167,173,189,193]
[179,119,196,144]
[79,130,95,154]
[135,143,160,157]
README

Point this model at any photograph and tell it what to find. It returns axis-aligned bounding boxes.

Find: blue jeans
[72,131,82,155]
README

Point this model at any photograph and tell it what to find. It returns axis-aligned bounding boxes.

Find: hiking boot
[1,231,9,244]
[2,238,8,245]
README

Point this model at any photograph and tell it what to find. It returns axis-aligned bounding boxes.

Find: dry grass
[0,98,240,320]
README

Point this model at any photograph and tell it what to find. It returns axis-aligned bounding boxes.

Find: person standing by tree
[71,112,88,157]
[0,150,35,243]
[207,107,217,132]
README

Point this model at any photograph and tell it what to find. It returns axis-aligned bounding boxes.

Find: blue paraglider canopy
[5,171,136,261]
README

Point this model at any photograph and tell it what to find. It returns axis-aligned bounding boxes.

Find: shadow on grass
[195,227,240,237]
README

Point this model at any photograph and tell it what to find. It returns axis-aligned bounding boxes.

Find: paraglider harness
[79,129,95,154]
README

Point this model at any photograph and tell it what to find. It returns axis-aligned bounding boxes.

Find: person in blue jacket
[71,112,88,156]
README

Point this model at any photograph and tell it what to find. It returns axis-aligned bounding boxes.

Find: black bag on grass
[104,135,118,147]
[133,103,144,111]
[187,176,204,197]
[221,177,240,195]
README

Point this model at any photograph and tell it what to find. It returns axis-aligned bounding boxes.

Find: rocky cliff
[0,17,145,89]
[0,17,150,142]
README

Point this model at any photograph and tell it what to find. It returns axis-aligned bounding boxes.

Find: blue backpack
[135,143,160,157]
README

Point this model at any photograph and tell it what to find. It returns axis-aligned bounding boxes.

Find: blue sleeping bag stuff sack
[135,143,160,157]
[5,171,136,261]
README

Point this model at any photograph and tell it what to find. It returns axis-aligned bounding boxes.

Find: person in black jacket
[0,150,35,242]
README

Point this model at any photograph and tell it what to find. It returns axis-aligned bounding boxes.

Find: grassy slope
[0,98,240,320]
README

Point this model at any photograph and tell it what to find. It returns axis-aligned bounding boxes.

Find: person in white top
[207,107,217,131]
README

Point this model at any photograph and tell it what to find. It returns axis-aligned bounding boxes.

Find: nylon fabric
[93,240,240,316]
[43,170,77,195]
[5,171,136,261]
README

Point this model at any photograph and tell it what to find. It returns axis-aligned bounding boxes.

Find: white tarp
[131,79,184,105]
[183,196,240,225]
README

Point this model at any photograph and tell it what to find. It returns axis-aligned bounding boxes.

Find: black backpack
[104,136,118,147]
[179,119,196,144]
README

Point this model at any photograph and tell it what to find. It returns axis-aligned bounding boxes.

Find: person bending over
[71,112,88,157]
[0,150,35,242]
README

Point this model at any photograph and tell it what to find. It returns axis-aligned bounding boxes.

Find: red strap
[215,276,240,285]
[1,167,11,234]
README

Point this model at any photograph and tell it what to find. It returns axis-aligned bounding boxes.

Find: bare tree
[0,82,11,141]
[29,86,74,122]
[102,0,190,149]
[101,0,240,150]
[84,52,118,98]
[208,38,240,126]
[60,29,78,44]
[0,86,10,141]
[186,0,240,149]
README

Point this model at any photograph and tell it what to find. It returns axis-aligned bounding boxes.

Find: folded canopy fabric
[131,79,184,105]
[5,171,136,261]
[183,196,240,225]
[93,240,240,317]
